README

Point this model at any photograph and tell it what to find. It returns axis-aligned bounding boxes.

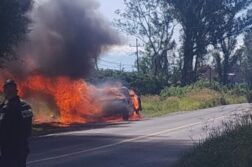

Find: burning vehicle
[95,86,136,121]
[0,0,142,125]
[0,75,141,125]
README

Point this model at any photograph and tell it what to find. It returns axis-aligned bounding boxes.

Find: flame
[0,73,141,125]
[129,90,142,120]
[0,74,101,124]
[23,75,103,124]
[129,90,140,111]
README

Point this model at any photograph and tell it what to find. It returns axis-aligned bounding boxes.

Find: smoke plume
[7,0,120,79]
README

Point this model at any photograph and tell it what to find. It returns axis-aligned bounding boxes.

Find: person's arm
[0,102,5,147]
[18,104,33,141]
[0,102,6,157]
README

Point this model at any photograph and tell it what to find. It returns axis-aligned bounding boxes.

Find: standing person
[0,79,33,167]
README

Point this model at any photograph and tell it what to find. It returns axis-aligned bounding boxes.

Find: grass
[141,88,247,117]
[175,114,252,167]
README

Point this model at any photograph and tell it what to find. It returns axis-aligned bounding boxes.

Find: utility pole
[130,38,141,73]
[119,63,124,72]
[119,63,122,72]
[136,38,140,73]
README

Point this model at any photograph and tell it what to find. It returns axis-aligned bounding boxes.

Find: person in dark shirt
[0,79,33,167]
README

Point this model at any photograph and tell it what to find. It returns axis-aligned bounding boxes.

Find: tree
[213,38,243,85]
[114,0,176,80]
[138,56,152,74]
[242,31,252,88]
[0,0,32,65]
[168,0,252,85]
[168,0,213,85]
[210,0,252,85]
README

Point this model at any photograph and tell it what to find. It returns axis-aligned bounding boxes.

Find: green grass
[141,88,247,117]
[176,114,252,167]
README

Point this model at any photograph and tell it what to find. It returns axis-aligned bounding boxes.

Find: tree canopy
[115,0,252,86]
[114,0,176,80]
[168,0,252,85]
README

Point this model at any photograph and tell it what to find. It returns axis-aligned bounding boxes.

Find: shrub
[228,84,248,96]
[176,114,252,167]
[95,69,167,95]
[246,90,252,103]
[160,86,193,99]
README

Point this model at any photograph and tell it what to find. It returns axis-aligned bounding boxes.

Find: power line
[99,59,120,65]
[99,59,134,67]
[99,63,134,71]
[99,63,118,68]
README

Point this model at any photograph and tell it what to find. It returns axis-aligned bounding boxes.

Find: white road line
[27,115,226,165]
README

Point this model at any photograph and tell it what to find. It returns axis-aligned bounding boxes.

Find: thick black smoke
[9,0,120,79]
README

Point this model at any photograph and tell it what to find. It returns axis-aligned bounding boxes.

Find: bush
[228,84,248,96]
[94,69,167,95]
[160,86,193,99]
[176,114,252,167]
[160,80,249,100]
[246,90,252,103]
[142,88,246,117]
[142,81,248,118]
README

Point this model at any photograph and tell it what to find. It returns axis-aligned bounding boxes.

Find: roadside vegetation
[141,80,248,117]
[95,70,250,117]
[175,114,252,167]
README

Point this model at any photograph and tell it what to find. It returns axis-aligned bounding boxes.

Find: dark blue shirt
[0,96,33,149]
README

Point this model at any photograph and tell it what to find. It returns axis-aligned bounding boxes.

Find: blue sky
[97,0,124,19]
[97,0,137,71]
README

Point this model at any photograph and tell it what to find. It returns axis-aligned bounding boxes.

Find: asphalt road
[27,103,252,167]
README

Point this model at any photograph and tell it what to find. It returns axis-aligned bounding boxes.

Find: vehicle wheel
[122,113,129,121]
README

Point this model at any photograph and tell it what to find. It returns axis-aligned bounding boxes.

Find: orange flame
[0,73,141,124]
[129,90,140,111]
[129,90,142,120]
[0,74,101,124]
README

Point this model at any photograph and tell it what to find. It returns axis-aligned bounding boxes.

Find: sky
[97,0,137,71]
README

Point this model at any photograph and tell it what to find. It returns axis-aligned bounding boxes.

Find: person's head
[3,79,18,100]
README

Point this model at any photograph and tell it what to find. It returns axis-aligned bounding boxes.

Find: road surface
[27,103,252,167]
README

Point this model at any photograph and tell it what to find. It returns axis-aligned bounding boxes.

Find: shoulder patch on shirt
[22,103,29,107]
[2,104,7,109]
[19,99,33,119]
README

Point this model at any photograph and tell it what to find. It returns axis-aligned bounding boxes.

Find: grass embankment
[176,115,252,167]
[141,82,248,117]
